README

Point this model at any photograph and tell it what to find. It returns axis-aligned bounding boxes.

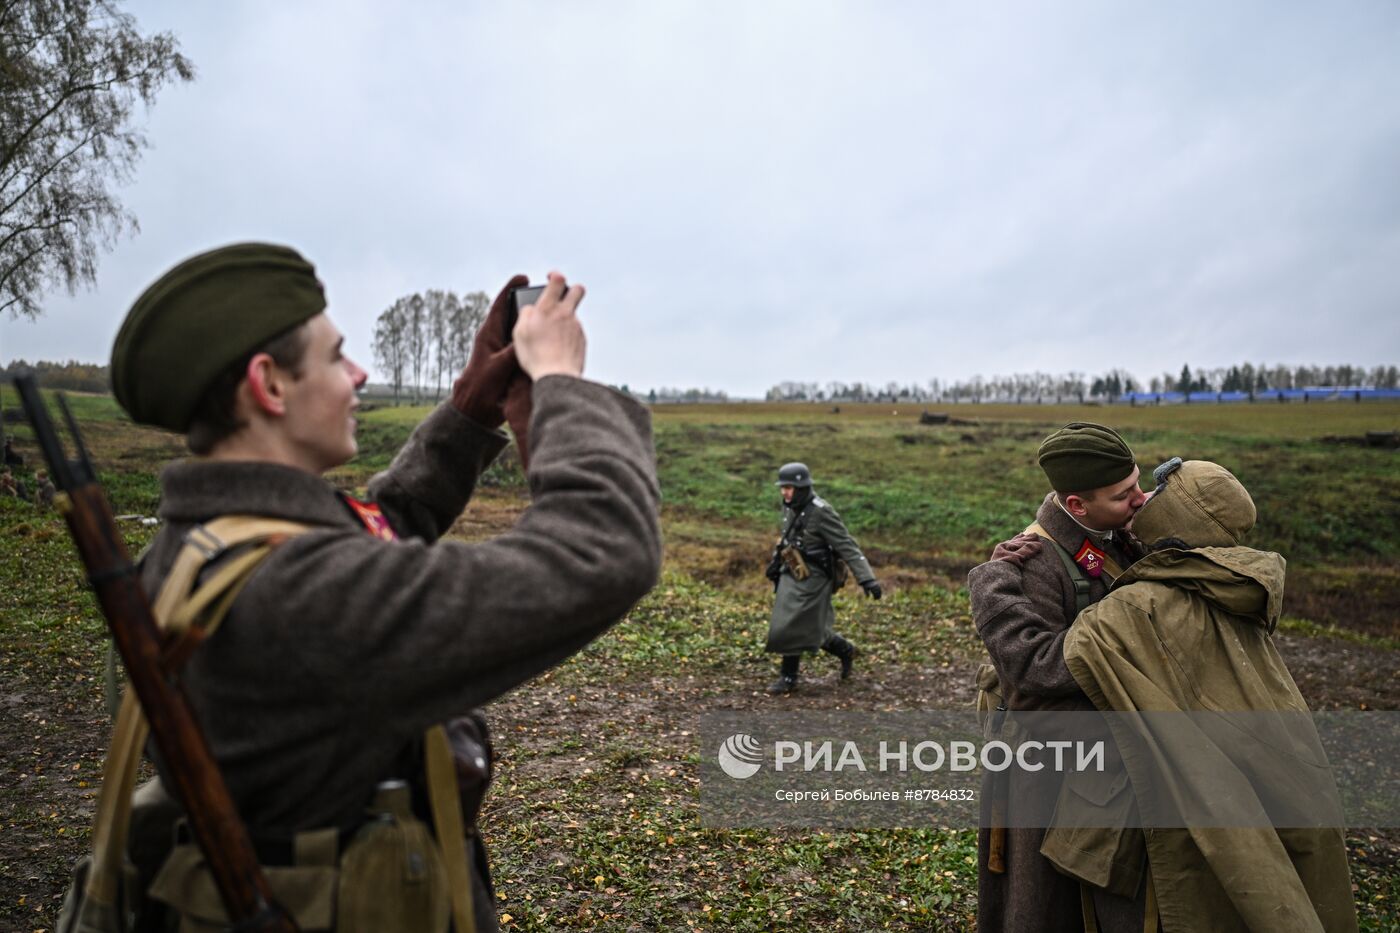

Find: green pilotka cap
[1037,422,1137,493]
[110,243,326,432]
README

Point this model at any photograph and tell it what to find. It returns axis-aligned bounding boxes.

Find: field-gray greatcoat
[968,492,1147,933]
[133,377,662,933]
[766,493,874,655]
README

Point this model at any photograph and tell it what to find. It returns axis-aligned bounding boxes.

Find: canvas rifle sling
[85,516,307,911]
[425,725,477,933]
[82,515,478,933]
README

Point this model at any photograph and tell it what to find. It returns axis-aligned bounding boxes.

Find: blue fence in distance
[1119,388,1400,405]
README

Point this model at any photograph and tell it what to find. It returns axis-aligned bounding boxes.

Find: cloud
[4,0,1398,397]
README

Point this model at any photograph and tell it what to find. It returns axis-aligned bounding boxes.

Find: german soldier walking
[764,462,880,694]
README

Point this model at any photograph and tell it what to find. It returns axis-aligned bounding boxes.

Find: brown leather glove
[451,275,535,463]
[990,533,1042,566]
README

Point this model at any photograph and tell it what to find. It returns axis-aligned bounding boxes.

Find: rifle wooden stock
[986,705,1009,874]
[987,825,1007,874]
[16,379,297,932]
[987,761,1007,873]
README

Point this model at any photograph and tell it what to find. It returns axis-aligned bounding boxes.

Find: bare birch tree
[2,0,194,319]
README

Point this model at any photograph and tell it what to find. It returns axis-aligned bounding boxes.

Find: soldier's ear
[1062,493,1089,518]
[243,353,289,418]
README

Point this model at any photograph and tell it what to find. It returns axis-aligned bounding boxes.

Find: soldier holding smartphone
[89,244,661,932]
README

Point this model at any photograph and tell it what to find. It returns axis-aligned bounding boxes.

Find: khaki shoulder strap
[426,726,477,933]
[152,517,313,625]
[1025,521,1094,615]
[84,517,314,910]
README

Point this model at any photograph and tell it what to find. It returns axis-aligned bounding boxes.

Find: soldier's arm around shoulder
[968,537,1080,698]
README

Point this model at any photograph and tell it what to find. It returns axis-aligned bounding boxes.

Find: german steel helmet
[775,462,813,487]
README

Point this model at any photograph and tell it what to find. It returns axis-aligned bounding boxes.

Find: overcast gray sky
[4,1,1398,398]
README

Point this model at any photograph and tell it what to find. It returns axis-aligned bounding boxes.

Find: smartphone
[507,282,564,336]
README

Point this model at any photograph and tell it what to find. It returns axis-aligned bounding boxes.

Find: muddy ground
[3,610,1396,930]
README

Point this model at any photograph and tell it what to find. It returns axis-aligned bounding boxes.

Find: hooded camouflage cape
[1053,546,1357,933]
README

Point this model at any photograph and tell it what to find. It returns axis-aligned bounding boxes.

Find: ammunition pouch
[57,853,140,933]
[800,545,848,584]
[975,663,1003,735]
[801,547,832,578]
[148,840,339,933]
[778,543,848,590]
[63,760,492,933]
[779,545,810,581]
[975,662,1036,746]
[829,554,849,591]
[147,782,451,933]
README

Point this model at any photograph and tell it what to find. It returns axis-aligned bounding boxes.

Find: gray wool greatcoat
[967,492,1147,933]
[766,492,874,655]
[135,376,662,932]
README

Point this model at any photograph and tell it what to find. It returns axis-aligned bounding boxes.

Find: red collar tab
[1074,539,1108,579]
[341,495,398,541]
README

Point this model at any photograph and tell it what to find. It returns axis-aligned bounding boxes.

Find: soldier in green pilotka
[763,462,881,694]
[59,243,662,933]
[968,422,1150,933]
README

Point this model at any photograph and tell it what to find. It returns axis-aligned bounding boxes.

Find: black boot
[823,634,859,680]
[767,655,801,694]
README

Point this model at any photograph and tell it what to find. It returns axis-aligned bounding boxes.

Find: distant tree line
[1147,363,1399,395]
[0,359,109,393]
[766,362,1400,403]
[371,289,489,404]
[764,375,1111,403]
[646,386,730,403]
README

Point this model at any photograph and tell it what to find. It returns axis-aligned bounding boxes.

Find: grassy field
[1,396,1397,930]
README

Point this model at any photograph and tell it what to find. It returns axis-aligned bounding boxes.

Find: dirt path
[2,629,1396,930]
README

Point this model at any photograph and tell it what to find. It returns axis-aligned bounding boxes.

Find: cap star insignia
[1074,539,1107,579]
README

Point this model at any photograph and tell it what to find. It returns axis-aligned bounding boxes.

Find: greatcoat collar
[157,459,362,529]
